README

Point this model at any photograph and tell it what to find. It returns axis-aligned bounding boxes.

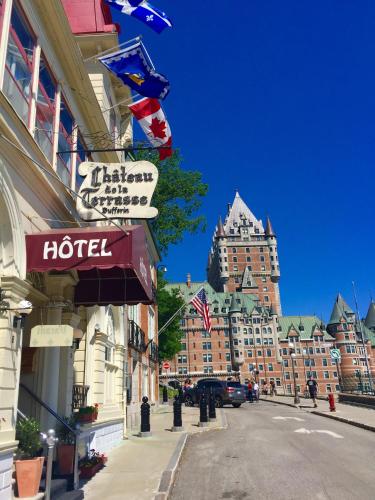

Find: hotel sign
[30,325,74,347]
[76,161,158,221]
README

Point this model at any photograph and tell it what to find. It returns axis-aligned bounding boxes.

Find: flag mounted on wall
[105,0,172,34]
[99,41,170,99]
[129,97,172,160]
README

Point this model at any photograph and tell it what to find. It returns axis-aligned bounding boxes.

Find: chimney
[186,273,191,288]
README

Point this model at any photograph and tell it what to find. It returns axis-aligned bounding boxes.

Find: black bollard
[140,396,151,436]
[208,389,216,421]
[162,385,168,404]
[172,395,183,432]
[199,392,208,427]
[178,387,184,404]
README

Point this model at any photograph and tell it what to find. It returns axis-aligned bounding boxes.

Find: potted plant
[79,449,107,479]
[57,416,76,475]
[15,418,44,498]
[76,406,97,423]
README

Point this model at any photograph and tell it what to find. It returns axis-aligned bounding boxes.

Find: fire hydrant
[328,393,336,412]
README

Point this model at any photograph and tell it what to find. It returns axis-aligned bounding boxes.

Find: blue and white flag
[105,0,172,34]
[99,42,170,99]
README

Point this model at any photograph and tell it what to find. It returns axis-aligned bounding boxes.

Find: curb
[311,411,375,433]
[154,410,228,499]
[154,432,188,500]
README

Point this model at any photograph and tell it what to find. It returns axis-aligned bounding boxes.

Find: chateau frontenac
[165,192,375,394]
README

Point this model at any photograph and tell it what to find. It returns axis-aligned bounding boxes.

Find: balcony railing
[72,384,90,410]
[128,320,146,352]
[149,340,159,363]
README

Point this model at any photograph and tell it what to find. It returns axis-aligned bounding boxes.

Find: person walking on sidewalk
[247,381,253,403]
[306,376,318,407]
[253,382,259,402]
[269,379,276,396]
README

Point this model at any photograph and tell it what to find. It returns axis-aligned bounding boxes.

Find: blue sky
[111,1,375,320]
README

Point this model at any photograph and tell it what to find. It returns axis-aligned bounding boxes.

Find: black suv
[184,378,246,408]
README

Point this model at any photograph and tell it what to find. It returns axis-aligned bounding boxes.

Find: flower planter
[15,456,44,498]
[79,462,103,479]
[76,413,96,424]
[57,444,75,475]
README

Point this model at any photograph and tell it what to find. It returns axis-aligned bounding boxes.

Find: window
[322,358,328,366]
[285,372,291,380]
[202,342,212,350]
[264,296,269,302]
[203,353,212,362]
[180,343,186,351]
[178,367,188,375]
[257,350,262,356]
[246,248,250,253]
[266,349,272,357]
[203,366,214,374]
[283,359,289,367]
[56,97,74,184]
[247,257,251,262]
[323,371,329,379]
[202,331,211,338]
[326,384,332,393]
[224,341,230,348]
[234,350,239,357]
[4,3,35,123]
[227,365,232,373]
[247,350,252,357]
[268,363,273,371]
[346,345,356,354]
[178,355,187,364]
[233,265,238,271]
[233,256,238,262]
[225,352,231,361]
[35,54,57,161]
[258,364,264,371]
[261,265,266,271]
[263,287,268,292]
[262,277,267,282]
[260,256,265,262]
[259,247,264,253]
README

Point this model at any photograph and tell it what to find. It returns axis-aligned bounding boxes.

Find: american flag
[190,288,212,333]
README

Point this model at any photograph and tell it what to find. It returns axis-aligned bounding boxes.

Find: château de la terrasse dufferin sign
[77,161,159,220]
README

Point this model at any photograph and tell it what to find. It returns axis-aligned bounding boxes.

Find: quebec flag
[105,0,172,34]
[99,41,170,99]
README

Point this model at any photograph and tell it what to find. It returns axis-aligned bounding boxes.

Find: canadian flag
[128,97,172,160]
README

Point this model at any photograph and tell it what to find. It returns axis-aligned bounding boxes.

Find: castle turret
[265,216,280,284]
[365,301,375,332]
[215,216,229,290]
[229,293,245,369]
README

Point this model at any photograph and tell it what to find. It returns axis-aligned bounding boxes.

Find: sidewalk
[260,394,375,432]
[82,405,226,500]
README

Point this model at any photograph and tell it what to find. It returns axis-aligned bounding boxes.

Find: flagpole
[157,286,204,337]
[83,36,142,63]
[102,94,141,113]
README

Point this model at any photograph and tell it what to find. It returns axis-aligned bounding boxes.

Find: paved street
[170,402,375,500]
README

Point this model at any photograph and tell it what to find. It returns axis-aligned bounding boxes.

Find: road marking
[273,416,305,422]
[294,428,344,439]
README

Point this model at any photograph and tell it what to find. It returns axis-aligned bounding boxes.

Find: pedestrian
[262,381,268,396]
[306,376,318,407]
[253,381,259,402]
[270,379,276,396]
[247,381,253,403]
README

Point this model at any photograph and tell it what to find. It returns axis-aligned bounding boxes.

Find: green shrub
[16,418,41,459]
[57,416,76,445]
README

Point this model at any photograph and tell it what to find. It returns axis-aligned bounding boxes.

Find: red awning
[26,226,154,306]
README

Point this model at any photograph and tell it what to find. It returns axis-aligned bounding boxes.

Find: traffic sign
[330,348,341,361]
[162,361,171,370]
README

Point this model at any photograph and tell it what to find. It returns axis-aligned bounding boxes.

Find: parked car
[184,378,246,408]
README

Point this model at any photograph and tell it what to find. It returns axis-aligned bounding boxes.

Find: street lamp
[157,264,167,273]
[289,342,300,404]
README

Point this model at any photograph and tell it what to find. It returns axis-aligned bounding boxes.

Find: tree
[135,148,208,255]
[157,271,185,361]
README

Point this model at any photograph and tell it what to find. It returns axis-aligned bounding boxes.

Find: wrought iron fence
[340,375,374,395]
[128,320,146,352]
[72,384,90,410]
[149,340,158,362]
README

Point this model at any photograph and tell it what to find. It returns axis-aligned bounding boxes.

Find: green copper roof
[365,302,375,330]
[327,294,354,325]
[277,316,334,341]
[165,281,260,316]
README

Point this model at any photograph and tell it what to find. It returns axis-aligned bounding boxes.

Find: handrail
[20,383,76,434]
[19,382,80,490]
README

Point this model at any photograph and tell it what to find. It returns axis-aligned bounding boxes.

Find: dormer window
[230,228,234,235]
[298,324,305,332]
